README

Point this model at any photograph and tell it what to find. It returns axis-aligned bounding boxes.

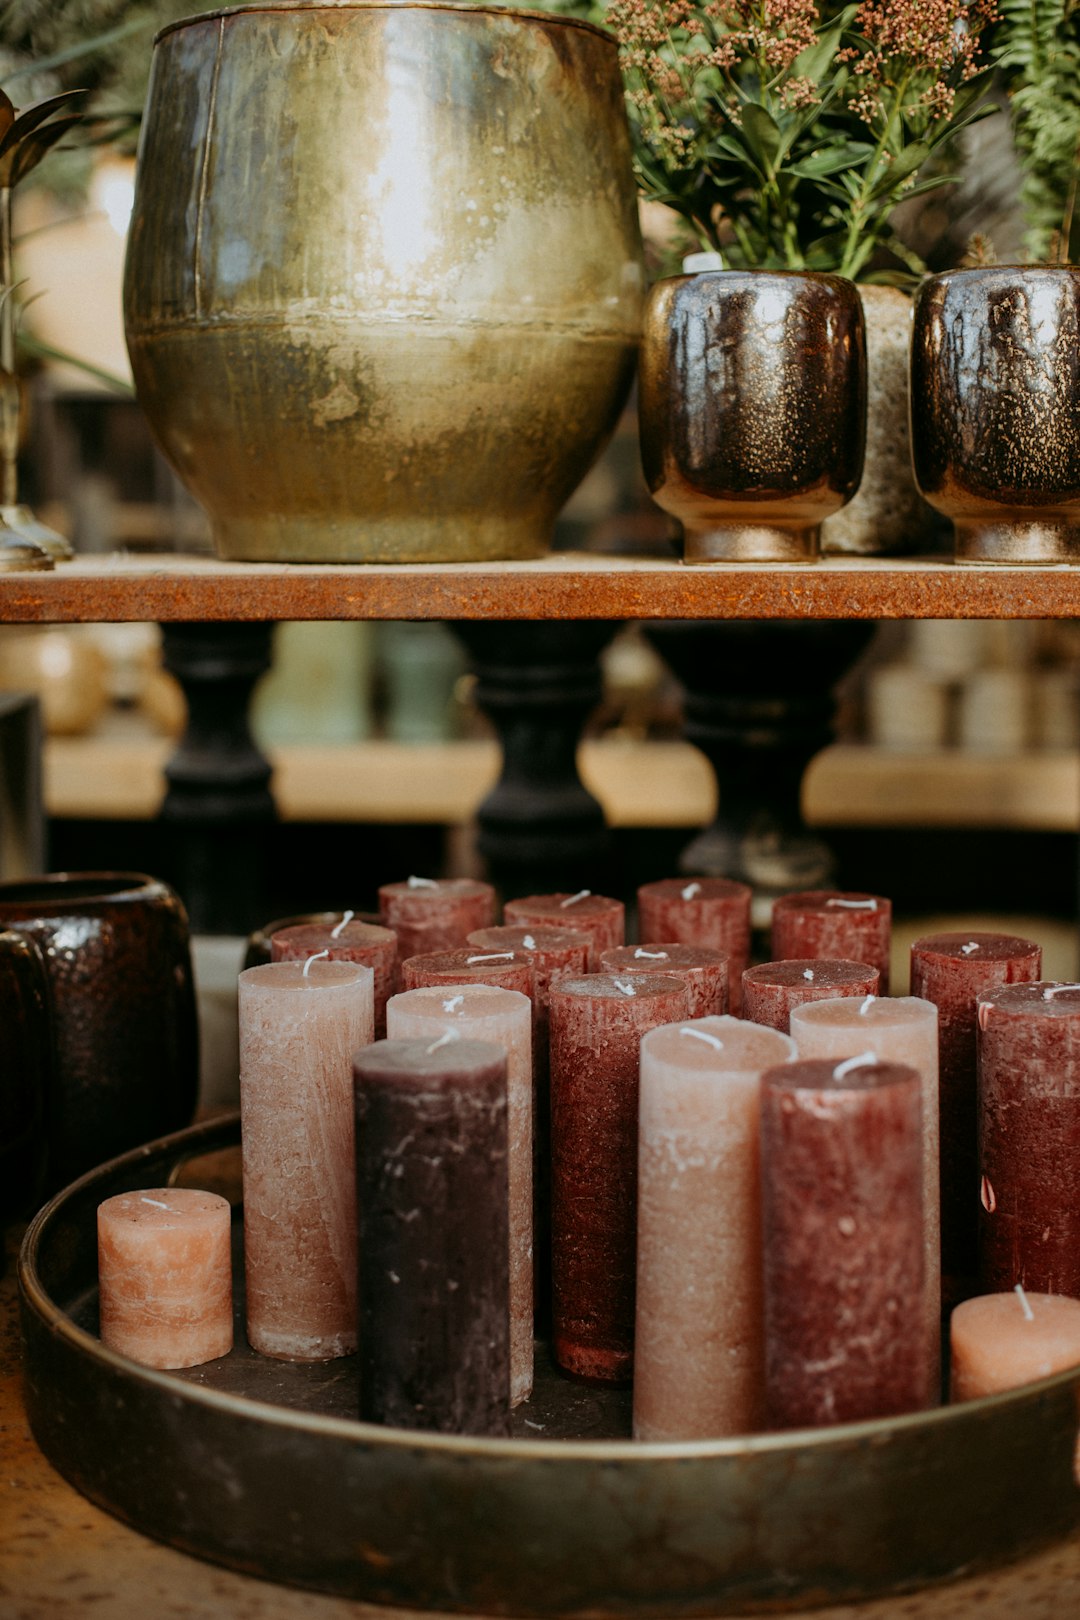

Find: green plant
[996,0,1080,261]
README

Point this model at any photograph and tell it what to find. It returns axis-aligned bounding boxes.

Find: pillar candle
[378,877,495,961]
[97,1188,232,1369]
[636,877,752,1013]
[386,982,533,1404]
[503,891,624,969]
[466,924,592,1011]
[761,1058,928,1429]
[771,890,892,993]
[400,948,534,1000]
[353,1037,511,1436]
[548,972,691,1383]
[910,931,1042,1300]
[789,994,941,1401]
[271,916,398,1036]
[600,943,728,1018]
[977,982,1080,1298]
[742,958,880,1035]
[634,1016,797,1440]
[239,960,374,1360]
[950,1289,1080,1400]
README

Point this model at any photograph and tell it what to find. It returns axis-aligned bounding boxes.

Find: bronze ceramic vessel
[638,270,866,562]
[911,266,1080,563]
[123,2,644,564]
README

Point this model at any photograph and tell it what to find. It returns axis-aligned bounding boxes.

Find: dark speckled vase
[638,270,866,562]
[911,266,1080,563]
[0,928,51,1219]
[0,872,199,1189]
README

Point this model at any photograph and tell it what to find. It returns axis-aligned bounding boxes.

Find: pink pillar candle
[466,925,592,1013]
[789,994,941,1401]
[271,916,398,1036]
[911,932,1042,1301]
[97,1188,232,1369]
[761,1058,928,1429]
[950,1290,1080,1400]
[503,891,624,969]
[378,877,495,961]
[742,958,880,1035]
[634,1016,797,1440]
[976,982,1080,1298]
[771,890,892,993]
[386,982,533,1404]
[548,972,691,1383]
[400,948,534,1000]
[239,960,374,1361]
[636,877,752,1013]
[600,943,728,1018]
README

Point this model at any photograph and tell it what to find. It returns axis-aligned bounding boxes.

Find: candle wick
[681,882,702,901]
[1015,1283,1035,1322]
[680,1027,724,1051]
[634,948,668,960]
[1041,983,1080,1000]
[833,1051,878,1080]
[560,889,591,909]
[803,969,814,982]
[466,953,514,964]
[522,934,536,949]
[858,995,876,1016]
[407,875,439,890]
[303,950,330,978]
[826,898,877,910]
[613,978,637,997]
[442,995,465,1013]
[330,909,354,940]
[139,1196,171,1210]
[426,1030,460,1055]
[960,941,979,955]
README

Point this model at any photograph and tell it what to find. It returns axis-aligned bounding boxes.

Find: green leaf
[788,142,876,179]
[866,142,930,201]
[0,91,84,160]
[0,116,80,187]
[790,6,859,83]
[0,17,154,88]
[739,104,782,176]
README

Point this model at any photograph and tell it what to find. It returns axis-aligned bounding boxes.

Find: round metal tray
[18,1115,1080,1615]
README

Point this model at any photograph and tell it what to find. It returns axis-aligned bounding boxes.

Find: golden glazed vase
[123,3,644,563]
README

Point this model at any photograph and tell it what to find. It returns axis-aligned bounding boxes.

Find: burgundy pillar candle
[503,891,624,969]
[636,877,752,1013]
[600,943,728,1018]
[761,1058,928,1429]
[911,931,1042,1300]
[771,890,892,992]
[548,972,691,1382]
[271,915,398,1036]
[977,981,1080,1298]
[400,948,534,1000]
[466,925,592,1011]
[742,959,880,1035]
[378,877,495,961]
[353,1037,511,1436]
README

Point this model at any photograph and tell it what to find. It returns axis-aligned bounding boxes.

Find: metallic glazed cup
[911,266,1080,563]
[638,271,866,562]
[123,2,644,564]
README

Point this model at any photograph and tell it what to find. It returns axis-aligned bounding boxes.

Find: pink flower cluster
[841,0,999,124]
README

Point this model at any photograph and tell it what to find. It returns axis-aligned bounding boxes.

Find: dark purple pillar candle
[910,931,1042,1301]
[378,878,496,962]
[977,982,1080,1298]
[503,892,624,970]
[761,1057,927,1429]
[599,943,728,1018]
[743,959,880,1035]
[353,1036,510,1436]
[399,948,534,1001]
[771,890,892,993]
[548,972,690,1383]
[636,877,751,1012]
[271,918,398,1036]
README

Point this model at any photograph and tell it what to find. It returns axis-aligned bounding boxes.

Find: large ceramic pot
[911,266,1080,563]
[638,270,866,562]
[123,2,644,563]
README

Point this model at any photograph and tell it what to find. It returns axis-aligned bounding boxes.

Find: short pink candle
[239,959,374,1361]
[466,925,591,1011]
[271,916,398,1036]
[400,948,534,1000]
[634,1017,797,1440]
[378,877,496,961]
[386,982,534,1405]
[950,1290,1080,1400]
[636,877,752,1013]
[761,1058,927,1429]
[771,890,892,992]
[742,958,880,1035]
[600,943,728,1018]
[97,1188,232,1369]
[503,891,624,969]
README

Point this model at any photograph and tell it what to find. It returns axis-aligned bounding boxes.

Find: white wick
[442,995,465,1013]
[681,882,702,901]
[407,875,439,890]
[826,898,878,911]
[833,1051,878,1080]
[634,948,669,960]
[858,995,876,1016]
[467,953,514,964]
[303,950,330,978]
[1042,984,1080,1000]
[680,1026,724,1052]
[960,941,979,956]
[613,978,637,997]
[330,909,355,940]
[561,889,591,909]
[522,935,536,950]
[1015,1283,1035,1322]
[803,969,815,982]
[140,1196,170,1210]
[426,1030,460,1055]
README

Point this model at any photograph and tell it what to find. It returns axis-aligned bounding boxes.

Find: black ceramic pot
[0,928,51,1219]
[0,872,199,1188]
[911,266,1080,563]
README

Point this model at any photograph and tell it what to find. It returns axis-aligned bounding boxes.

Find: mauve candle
[271,915,398,1036]
[910,931,1042,1300]
[771,890,892,992]
[400,948,534,999]
[378,877,495,961]
[353,1037,511,1436]
[742,958,880,1035]
[950,1289,1080,1400]
[977,981,1080,1298]
[548,972,691,1383]
[97,1188,232,1369]
[761,1058,928,1429]
[239,959,374,1360]
[634,1016,797,1440]
[636,877,752,1013]
[386,982,533,1404]
[600,944,728,1018]
[503,891,624,969]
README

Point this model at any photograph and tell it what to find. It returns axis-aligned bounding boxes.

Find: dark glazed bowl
[0,872,198,1188]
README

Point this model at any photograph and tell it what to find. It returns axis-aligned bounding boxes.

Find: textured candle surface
[400,948,534,1000]
[600,944,728,1018]
[503,892,624,969]
[771,890,892,993]
[977,981,1080,1298]
[271,918,398,1037]
[548,972,691,1383]
[354,1037,511,1435]
[636,877,751,1013]
[386,982,533,1404]
[634,1016,797,1440]
[742,958,879,1035]
[239,960,373,1361]
[378,878,495,962]
[761,1059,927,1429]
[950,1291,1080,1400]
[97,1188,232,1369]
